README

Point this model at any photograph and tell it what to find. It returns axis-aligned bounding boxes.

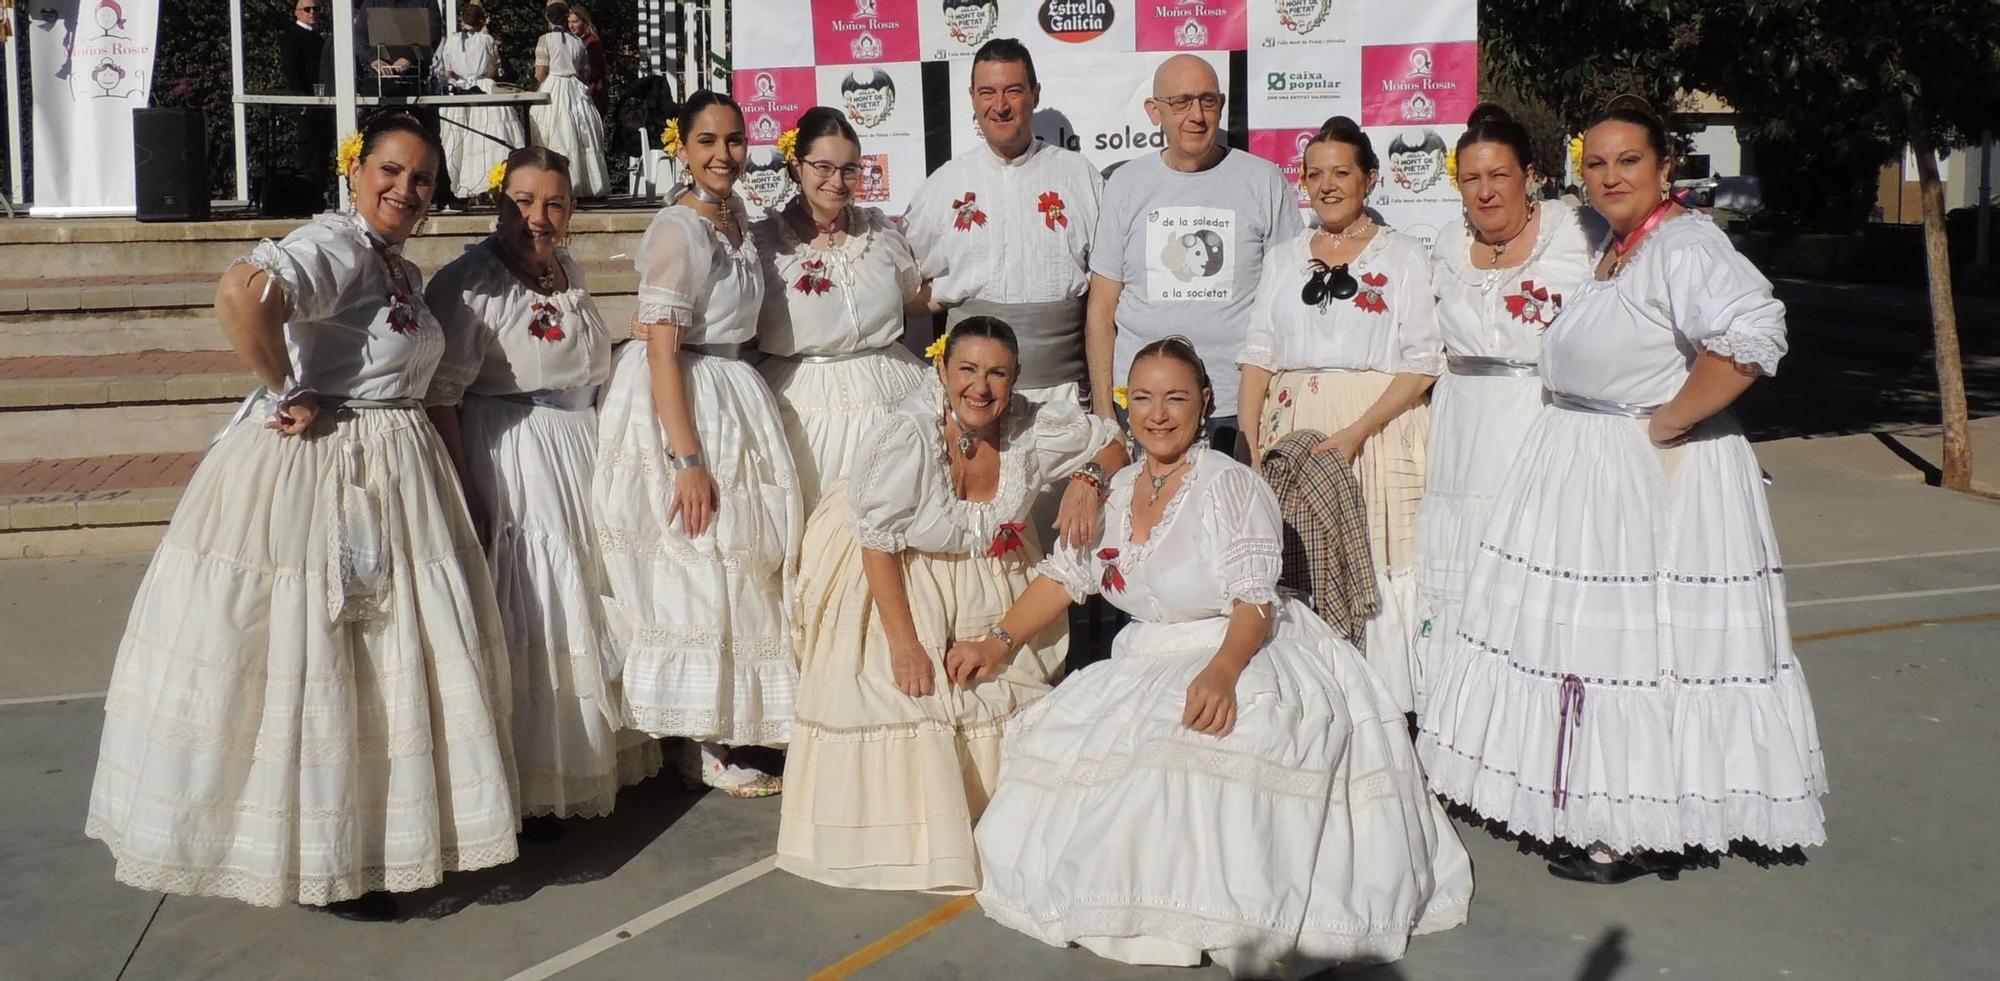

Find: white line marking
[1789,584,2000,608]
[0,689,107,707]
[505,855,778,981]
[1789,546,2000,570]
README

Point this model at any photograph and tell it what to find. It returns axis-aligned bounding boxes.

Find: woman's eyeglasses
[799,159,863,182]
[1300,259,1357,311]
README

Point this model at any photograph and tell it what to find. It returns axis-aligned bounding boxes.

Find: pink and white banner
[28,0,161,216]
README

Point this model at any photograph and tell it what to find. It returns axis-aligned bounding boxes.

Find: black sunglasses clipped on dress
[1301,259,1358,311]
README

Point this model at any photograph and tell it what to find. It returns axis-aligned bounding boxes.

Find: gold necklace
[1474,202,1537,265]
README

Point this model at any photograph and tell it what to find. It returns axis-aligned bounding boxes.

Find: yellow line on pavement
[1793,610,2000,644]
[807,895,978,981]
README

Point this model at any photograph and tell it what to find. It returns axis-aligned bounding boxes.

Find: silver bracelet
[669,452,705,471]
[985,624,1015,651]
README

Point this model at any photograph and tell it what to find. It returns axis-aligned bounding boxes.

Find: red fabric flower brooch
[793,257,834,296]
[952,192,987,231]
[988,522,1026,558]
[1353,272,1389,314]
[1037,191,1068,230]
[1504,279,1563,329]
[1098,547,1125,592]
[528,301,566,342]
[386,294,421,335]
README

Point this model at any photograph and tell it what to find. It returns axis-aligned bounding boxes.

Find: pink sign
[1360,41,1477,127]
[811,0,921,64]
[1248,127,1317,208]
[734,66,819,145]
[1136,0,1246,51]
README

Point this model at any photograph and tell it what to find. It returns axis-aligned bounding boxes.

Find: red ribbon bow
[528,301,566,342]
[793,258,834,296]
[952,192,987,231]
[1098,547,1125,592]
[1353,272,1389,314]
[987,522,1026,558]
[1037,190,1068,230]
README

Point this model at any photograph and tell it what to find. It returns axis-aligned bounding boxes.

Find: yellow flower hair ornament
[1444,148,1457,182]
[923,332,948,363]
[486,161,509,196]
[1111,386,1129,410]
[660,119,681,156]
[1569,136,1585,179]
[776,127,800,163]
[335,131,364,178]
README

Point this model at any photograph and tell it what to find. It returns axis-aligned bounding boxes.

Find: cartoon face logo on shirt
[1160,229,1226,282]
[528,301,567,342]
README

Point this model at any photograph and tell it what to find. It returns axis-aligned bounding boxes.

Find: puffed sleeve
[878,215,924,303]
[1392,240,1445,376]
[1203,462,1283,609]
[533,32,552,70]
[1036,536,1103,604]
[1026,398,1118,486]
[1660,236,1788,376]
[421,252,496,407]
[634,209,717,331]
[234,217,371,325]
[848,411,929,552]
[1236,242,1288,372]
[899,178,951,281]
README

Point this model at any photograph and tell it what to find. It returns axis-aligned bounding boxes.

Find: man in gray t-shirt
[1085,54,1303,450]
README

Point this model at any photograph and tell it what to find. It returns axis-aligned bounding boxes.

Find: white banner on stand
[27,0,160,216]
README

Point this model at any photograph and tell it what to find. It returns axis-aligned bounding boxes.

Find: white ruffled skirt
[461,395,662,818]
[1417,407,1829,853]
[1412,370,1545,711]
[441,103,527,200]
[758,344,929,514]
[529,74,608,197]
[593,343,802,745]
[85,406,519,907]
[976,602,1472,977]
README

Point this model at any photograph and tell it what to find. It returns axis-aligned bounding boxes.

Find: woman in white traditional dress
[594,92,801,797]
[529,2,608,198]
[778,317,1121,891]
[1417,97,1828,884]
[434,4,526,202]
[1413,104,1599,712]
[424,147,662,832]
[752,106,931,512]
[86,115,518,918]
[964,338,1472,975]
[1238,116,1443,714]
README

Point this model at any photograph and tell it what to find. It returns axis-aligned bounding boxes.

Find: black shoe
[1547,851,1681,884]
[323,891,400,921]
[520,815,566,842]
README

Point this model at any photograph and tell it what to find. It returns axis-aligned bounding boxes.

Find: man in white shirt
[902,38,1123,551]
[1086,54,1303,453]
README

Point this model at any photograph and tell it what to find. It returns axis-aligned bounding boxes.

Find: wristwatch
[985,624,1016,651]
[1072,461,1106,488]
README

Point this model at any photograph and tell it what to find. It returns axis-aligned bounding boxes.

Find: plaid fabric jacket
[1257,430,1380,647]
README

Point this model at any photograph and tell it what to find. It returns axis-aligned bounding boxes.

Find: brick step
[0,451,198,558]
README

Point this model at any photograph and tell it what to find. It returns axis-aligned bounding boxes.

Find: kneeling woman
[778,317,1122,891]
[965,338,1471,976]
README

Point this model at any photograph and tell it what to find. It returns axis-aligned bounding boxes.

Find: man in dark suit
[279,0,333,210]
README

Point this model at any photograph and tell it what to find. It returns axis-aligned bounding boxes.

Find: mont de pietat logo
[1039,0,1114,43]
[840,69,897,128]
[940,0,999,46]
[1274,0,1329,34]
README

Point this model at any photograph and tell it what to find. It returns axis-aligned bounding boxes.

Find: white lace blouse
[751,207,921,357]
[1039,446,1284,624]
[1541,211,1787,406]
[1430,198,1600,362]
[1238,228,1444,375]
[237,211,445,402]
[535,30,585,79]
[422,239,610,406]
[634,198,763,346]
[849,382,1119,555]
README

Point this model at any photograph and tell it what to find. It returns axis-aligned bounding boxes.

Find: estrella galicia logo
[1039,0,1114,43]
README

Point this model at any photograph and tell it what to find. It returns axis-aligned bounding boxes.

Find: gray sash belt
[683,342,744,359]
[1549,391,1657,418]
[323,395,422,412]
[483,387,596,411]
[791,347,891,365]
[947,297,1085,390]
[1448,355,1540,378]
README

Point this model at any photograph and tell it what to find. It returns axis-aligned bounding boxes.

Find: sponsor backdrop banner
[733,0,1474,240]
[29,0,161,216]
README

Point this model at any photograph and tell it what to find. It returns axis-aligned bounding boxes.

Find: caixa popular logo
[840,69,897,129]
[1039,0,1114,43]
[1266,71,1339,96]
[940,0,999,46]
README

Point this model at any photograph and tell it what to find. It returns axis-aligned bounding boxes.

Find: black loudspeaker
[134,108,210,222]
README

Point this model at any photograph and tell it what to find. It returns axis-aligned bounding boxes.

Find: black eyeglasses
[799,158,863,181]
[1300,260,1357,311]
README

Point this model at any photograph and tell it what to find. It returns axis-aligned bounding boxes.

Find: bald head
[1146,54,1225,167]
